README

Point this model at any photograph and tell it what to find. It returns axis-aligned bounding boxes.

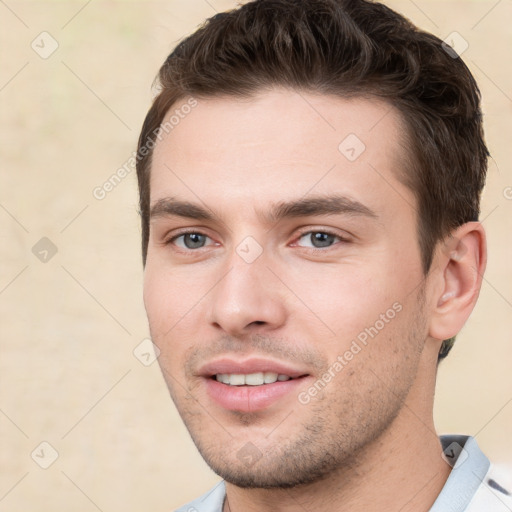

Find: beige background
[0,0,511,510]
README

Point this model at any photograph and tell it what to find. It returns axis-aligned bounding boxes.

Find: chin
[198,441,341,490]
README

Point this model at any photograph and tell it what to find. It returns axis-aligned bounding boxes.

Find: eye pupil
[311,232,335,247]
[184,233,206,249]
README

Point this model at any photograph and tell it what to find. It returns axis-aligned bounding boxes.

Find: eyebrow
[149,195,378,224]
[150,198,213,221]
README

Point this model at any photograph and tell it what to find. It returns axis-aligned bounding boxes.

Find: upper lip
[198,357,310,379]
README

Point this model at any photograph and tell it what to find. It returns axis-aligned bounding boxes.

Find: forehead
[150,89,415,219]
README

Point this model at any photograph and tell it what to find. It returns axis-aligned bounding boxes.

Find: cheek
[143,273,187,379]
[287,262,405,348]
[143,262,203,332]
[143,271,170,334]
[143,263,215,376]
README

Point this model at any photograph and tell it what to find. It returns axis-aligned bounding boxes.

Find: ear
[429,222,487,341]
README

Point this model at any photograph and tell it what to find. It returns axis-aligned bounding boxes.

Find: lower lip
[205,377,308,412]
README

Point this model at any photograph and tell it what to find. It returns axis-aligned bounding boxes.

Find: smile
[214,372,294,386]
[199,357,312,412]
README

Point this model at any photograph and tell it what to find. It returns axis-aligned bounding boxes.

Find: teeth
[245,372,264,385]
[218,374,230,384]
[264,372,278,384]
[229,374,245,386]
[215,372,292,386]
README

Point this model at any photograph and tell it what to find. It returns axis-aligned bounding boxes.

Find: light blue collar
[429,435,490,512]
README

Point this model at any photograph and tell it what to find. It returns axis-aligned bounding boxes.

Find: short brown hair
[136,0,489,359]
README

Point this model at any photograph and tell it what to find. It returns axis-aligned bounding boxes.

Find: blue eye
[173,233,211,249]
[297,231,341,248]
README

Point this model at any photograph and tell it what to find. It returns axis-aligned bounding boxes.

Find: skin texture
[143,89,486,511]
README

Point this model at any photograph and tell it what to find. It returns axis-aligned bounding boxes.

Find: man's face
[144,89,432,487]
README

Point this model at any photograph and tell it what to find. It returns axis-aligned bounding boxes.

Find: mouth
[213,372,303,386]
[199,358,312,412]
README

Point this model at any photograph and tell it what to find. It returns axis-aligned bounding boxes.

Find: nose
[206,250,288,337]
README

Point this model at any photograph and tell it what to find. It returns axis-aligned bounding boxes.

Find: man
[136,0,511,510]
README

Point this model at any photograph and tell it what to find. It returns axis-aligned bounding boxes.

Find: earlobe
[429,222,487,341]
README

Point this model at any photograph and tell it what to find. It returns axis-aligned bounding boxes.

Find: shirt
[175,435,512,512]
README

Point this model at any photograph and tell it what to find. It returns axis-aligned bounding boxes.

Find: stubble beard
[172,350,422,489]
[163,289,427,490]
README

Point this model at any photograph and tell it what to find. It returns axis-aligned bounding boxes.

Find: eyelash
[164,230,217,251]
[164,228,350,253]
[293,229,350,250]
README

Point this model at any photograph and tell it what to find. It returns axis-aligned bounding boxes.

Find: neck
[223,353,451,512]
